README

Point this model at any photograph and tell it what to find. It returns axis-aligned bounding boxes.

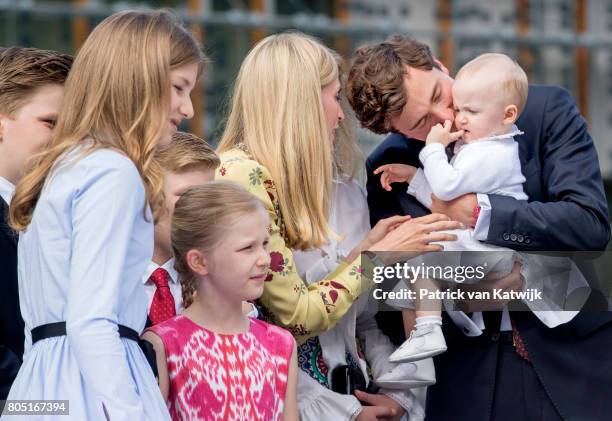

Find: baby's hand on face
[373,163,418,191]
[425,120,464,146]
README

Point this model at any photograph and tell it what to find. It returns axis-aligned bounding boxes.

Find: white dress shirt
[141,257,259,318]
[0,175,15,205]
[142,258,183,315]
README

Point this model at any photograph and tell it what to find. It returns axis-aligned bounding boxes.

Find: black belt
[31,321,158,378]
[32,321,139,344]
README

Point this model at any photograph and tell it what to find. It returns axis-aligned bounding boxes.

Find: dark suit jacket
[0,198,23,400]
[366,85,612,420]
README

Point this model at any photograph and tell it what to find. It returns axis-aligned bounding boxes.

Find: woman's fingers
[411,213,451,224]
[424,244,444,252]
[426,232,458,243]
[379,215,412,226]
[422,220,463,233]
[377,215,412,234]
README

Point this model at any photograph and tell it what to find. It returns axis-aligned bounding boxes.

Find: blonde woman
[7,10,205,420]
[216,31,460,405]
[290,113,431,420]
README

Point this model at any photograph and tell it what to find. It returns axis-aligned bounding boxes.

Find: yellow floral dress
[216,149,374,344]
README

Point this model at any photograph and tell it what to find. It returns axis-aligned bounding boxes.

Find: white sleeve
[406,168,433,209]
[356,299,430,418]
[380,388,427,421]
[65,155,148,420]
[297,369,362,421]
[473,193,492,240]
[18,257,33,359]
[302,254,343,284]
[419,142,517,201]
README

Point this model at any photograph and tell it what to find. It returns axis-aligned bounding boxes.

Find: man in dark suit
[347,35,611,420]
[0,47,72,399]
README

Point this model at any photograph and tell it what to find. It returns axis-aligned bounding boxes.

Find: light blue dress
[6,146,170,420]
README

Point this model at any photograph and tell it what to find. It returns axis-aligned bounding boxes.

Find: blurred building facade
[1,0,611,181]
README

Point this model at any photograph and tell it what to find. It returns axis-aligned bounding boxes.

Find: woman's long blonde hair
[10,10,205,230]
[217,32,347,250]
[172,181,266,308]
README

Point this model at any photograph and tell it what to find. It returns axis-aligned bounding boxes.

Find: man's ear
[503,105,518,125]
[433,58,450,75]
[186,248,208,277]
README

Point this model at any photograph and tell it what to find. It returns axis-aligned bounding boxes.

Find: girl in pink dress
[142,181,298,421]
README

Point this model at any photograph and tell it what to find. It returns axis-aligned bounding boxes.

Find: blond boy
[144,131,220,325]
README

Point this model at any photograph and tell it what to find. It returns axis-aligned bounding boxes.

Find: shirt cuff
[406,168,426,195]
[418,143,445,165]
[473,193,492,240]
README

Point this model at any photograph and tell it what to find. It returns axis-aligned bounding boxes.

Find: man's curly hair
[347,35,439,134]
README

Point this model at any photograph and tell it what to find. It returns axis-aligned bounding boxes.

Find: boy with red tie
[144,131,219,325]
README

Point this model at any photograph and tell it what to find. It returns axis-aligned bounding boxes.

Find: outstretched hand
[368,213,463,264]
[373,164,418,191]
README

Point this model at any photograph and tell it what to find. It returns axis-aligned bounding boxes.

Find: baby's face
[451,75,509,142]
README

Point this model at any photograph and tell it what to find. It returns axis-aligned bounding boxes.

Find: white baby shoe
[375,358,436,389]
[388,324,447,363]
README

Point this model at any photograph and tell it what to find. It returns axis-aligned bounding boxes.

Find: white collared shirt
[141,257,259,318]
[0,176,15,205]
[142,258,183,314]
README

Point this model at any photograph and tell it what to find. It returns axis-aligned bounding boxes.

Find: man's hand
[354,390,405,421]
[431,193,478,227]
[373,164,418,191]
[455,261,524,312]
[425,120,464,146]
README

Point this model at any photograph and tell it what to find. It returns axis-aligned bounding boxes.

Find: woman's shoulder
[217,148,277,206]
[79,147,140,177]
[218,149,272,178]
[46,145,142,199]
[55,143,138,180]
[68,147,143,193]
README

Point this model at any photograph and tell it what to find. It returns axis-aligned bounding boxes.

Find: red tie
[148,268,176,325]
[511,319,531,362]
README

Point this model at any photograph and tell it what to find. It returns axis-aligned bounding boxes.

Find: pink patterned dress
[149,315,294,421]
